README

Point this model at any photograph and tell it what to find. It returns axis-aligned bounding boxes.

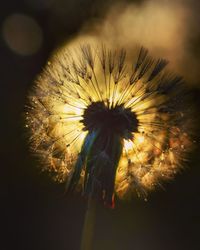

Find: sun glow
[26,41,193,200]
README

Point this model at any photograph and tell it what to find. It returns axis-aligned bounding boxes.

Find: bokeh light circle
[2,13,43,56]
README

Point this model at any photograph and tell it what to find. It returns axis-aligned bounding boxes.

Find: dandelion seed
[26,43,193,207]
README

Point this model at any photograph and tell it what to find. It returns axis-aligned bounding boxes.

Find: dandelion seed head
[26,40,193,202]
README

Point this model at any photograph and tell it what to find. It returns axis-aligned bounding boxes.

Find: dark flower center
[82,101,138,139]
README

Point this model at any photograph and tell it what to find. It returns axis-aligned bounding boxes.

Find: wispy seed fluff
[25,43,192,206]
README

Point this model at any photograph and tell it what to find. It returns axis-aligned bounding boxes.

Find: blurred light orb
[2,13,43,56]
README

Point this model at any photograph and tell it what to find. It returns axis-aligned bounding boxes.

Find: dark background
[1,0,200,249]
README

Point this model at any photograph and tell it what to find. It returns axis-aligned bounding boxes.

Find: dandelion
[25,43,193,207]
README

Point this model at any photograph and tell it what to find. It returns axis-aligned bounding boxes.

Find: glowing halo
[25,41,193,204]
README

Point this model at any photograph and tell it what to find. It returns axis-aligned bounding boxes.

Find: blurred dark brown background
[1,0,200,249]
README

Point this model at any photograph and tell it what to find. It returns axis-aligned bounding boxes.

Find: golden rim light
[25,41,192,200]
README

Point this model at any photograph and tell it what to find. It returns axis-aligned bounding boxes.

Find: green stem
[80,196,96,250]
